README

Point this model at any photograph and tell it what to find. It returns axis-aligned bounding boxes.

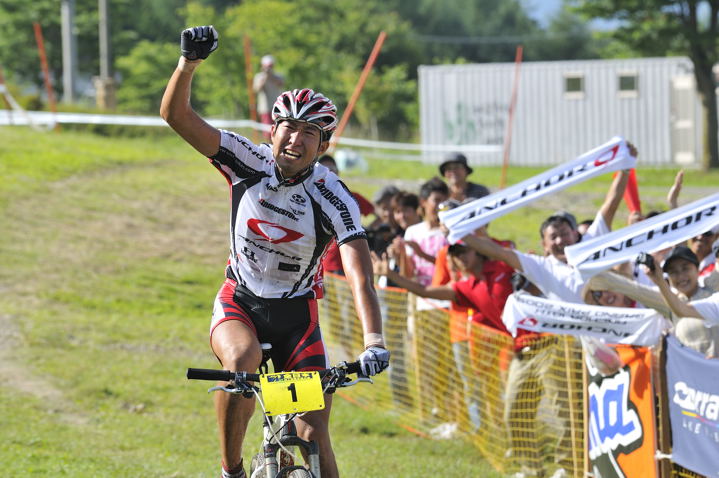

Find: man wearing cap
[444,169,631,478]
[688,227,719,277]
[660,245,713,302]
[253,54,285,138]
[643,246,719,358]
[439,152,490,201]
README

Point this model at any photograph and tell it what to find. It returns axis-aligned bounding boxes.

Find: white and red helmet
[271,88,338,140]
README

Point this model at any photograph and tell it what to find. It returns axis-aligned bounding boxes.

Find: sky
[526,0,562,27]
[526,0,619,30]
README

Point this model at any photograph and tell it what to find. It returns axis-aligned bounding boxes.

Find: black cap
[662,245,699,272]
[439,152,473,176]
[372,185,400,204]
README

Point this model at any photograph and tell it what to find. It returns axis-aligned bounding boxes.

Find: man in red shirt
[372,241,536,425]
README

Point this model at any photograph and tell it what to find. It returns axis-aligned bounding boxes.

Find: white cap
[261,55,275,66]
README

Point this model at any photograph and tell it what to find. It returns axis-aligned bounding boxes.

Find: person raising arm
[161,26,388,478]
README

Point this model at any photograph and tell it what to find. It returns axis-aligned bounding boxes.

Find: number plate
[259,371,325,416]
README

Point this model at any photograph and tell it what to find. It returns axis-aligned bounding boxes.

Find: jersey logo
[518,317,538,327]
[247,218,304,244]
[291,194,307,206]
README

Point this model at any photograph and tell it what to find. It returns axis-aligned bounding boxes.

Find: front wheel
[286,469,312,478]
[250,453,264,477]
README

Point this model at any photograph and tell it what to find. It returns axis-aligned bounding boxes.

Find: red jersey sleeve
[431,245,452,287]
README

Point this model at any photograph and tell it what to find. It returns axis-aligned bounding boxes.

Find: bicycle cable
[252,366,347,466]
[251,386,303,464]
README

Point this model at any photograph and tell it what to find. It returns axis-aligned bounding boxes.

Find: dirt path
[0,314,89,424]
[0,159,224,424]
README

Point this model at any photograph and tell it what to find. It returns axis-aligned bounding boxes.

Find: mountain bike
[187,344,371,478]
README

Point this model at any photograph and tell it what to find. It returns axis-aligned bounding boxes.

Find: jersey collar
[273,163,314,187]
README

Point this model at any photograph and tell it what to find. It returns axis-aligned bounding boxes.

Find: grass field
[1,126,717,477]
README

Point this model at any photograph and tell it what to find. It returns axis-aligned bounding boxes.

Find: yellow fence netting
[319,273,704,478]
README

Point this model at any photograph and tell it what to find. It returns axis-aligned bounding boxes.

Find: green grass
[0,126,505,477]
[2,126,718,477]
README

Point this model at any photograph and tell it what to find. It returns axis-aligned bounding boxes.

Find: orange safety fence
[320,273,708,478]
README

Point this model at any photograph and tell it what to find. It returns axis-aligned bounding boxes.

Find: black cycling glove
[181,25,218,60]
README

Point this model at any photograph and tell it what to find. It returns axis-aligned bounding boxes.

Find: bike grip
[186,368,234,381]
[345,361,362,375]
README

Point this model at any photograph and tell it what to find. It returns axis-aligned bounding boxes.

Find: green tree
[572,0,719,170]
[0,0,200,104]
[176,0,421,139]
[115,42,179,114]
[532,5,603,60]
[0,0,97,98]
[385,0,543,63]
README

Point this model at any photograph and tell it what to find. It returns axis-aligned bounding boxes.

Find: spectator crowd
[319,147,719,478]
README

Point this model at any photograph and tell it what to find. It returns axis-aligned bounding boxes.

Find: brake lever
[208,383,258,397]
[341,376,373,387]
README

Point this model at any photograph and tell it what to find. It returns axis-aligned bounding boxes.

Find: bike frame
[188,346,368,478]
[252,414,320,478]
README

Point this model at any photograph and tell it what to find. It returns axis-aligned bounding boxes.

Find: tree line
[3,0,718,169]
[1,0,605,140]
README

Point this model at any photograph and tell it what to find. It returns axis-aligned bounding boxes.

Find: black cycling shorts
[211,277,330,372]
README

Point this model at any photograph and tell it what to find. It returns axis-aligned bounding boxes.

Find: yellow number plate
[259,371,325,416]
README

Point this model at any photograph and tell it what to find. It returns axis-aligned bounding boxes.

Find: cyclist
[160,26,390,478]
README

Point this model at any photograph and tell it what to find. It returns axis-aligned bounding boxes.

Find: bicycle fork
[257,417,320,478]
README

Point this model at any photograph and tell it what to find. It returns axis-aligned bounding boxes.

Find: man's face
[375,199,396,226]
[271,120,327,177]
[689,231,717,260]
[590,290,632,308]
[665,258,699,297]
[394,205,420,229]
[442,162,468,186]
[422,192,449,221]
[450,248,483,273]
[541,221,579,262]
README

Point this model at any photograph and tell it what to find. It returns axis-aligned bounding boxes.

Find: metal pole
[499,45,523,190]
[95,0,116,109]
[61,0,77,103]
[33,22,59,131]
[98,0,110,78]
[328,31,387,153]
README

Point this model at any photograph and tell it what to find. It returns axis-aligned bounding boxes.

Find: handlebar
[187,361,363,383]
[186,368,257,382]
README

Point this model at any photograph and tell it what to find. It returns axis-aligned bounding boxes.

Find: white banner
[502,292,668,346]
[566,193,719,280]
[439,137,636,243]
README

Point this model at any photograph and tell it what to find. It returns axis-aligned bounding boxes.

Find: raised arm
[598,169,630,230]
[584,269,671,317]
[460,234,523,271]
[160,26,221,157]
[667,169,684,210]
[644,259,703,319]
[372,252,456,301]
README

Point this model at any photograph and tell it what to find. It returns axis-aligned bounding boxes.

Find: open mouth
[283,149,302,160]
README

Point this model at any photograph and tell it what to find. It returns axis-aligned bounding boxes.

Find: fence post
[655,338,673,477]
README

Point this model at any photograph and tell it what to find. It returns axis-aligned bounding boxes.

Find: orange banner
[587,345,658,477]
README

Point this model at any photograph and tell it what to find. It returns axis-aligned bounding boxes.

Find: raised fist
[181,25,218,60]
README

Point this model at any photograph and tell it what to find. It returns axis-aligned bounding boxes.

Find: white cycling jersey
[210,130,366,299]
